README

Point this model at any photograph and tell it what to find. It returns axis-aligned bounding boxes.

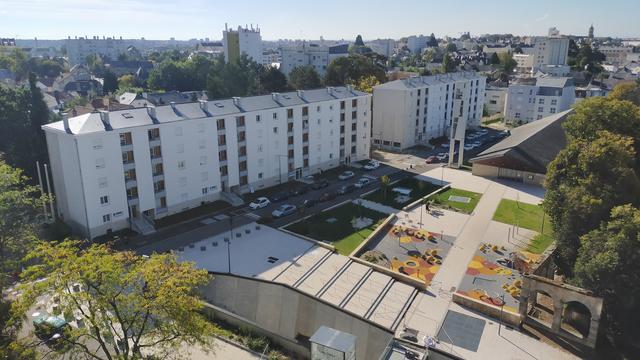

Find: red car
[425,156,436,164]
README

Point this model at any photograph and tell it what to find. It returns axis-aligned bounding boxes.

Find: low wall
[452,292,522,327]
[201,273,394,360]
[349,213,396,257]
[402,184,451,211]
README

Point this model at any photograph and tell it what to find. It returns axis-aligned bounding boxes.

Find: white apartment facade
[504,76,575,123]
[222,25,262,63]
[484,86,507,115]
[279,43,348,77]
[43,87,371,239]
[598,46,633,65]
[406,35,429,54]
[65,36,126,65]
[372,72,486,151]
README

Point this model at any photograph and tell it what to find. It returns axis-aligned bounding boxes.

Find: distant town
[1,19,639,360]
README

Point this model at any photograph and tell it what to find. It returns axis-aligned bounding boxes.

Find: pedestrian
[425,201,430,213]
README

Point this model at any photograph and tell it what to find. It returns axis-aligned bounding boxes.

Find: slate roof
[374,71,484,90]
[470,109,572,174]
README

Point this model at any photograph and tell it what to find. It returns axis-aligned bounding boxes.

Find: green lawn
[285,202,387,255]
[364,177,441,209]
[492,199,554,253]
[430,188,482,213]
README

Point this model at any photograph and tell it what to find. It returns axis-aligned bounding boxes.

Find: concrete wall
[200,274,394,360]
[452,292,522,327]
[471,163,545,186]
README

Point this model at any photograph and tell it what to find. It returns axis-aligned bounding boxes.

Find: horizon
[2,0,639,41]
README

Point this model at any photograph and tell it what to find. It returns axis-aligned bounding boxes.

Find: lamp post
[493,291,506,335]
[440,164,446,186]
[226,216,233,273]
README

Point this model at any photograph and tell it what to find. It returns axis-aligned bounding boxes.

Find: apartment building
[65,36,126,65]
[484,85,507,115]
[222,25,262,63]
[279,43,349,77]
[598,46,633,65]
[372,72,486,151]
[42,87,371,239]
[504,76,575,123]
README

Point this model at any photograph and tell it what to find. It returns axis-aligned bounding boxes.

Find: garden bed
[429,188,482,214]
[363,177,441,209]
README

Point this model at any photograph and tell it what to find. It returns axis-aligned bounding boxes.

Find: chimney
[232,97,241,107]
[61,112,71,134]
[146,105,156,119]
[296,90,305,100]
[170,101,177,112]
[272,93,280,102]
[345,84,354,92]
[98,110,111,129]
[327,87,334,95]
[199,100,209,113]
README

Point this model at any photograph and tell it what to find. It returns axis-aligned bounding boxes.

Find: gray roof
[43,86,367,135]
[470,109,573,174]
[535,76,573,88]
[374,71,484,90]
[309,326,356,352]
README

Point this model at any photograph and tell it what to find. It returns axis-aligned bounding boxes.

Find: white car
[478,129,489,135]
[436,152,448,161]
[355,177,372,188]
[464,144,475,151]
[338,171,355,180]
[441,143,450,149]
[249,197,270,209]
[363,160,380,170]
[271,204,297,218]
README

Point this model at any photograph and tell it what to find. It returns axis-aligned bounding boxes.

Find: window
[550,108,556,114]
[256,115,261,122]
[154,180,165,192]
[340,113,345,122]
[351,145,356,154]
[236,116,245,127]
[538,98,545,104]
[257,144,263,152]
[239,146,247,156]
[393,142,401,148]
[352,99,357,107]
[92,138,103,150]
[538,107,544,112]
[98,177,108,188]
[150,146,162,158]
[176,144,184,153]
[218,134,226,145]
[148,128,160,141]
[239,161,247,171]
[119,132,132,146]
[237,131,246,142]
[273,127,278,134]
[102,214,111,223]
[127,186,138,199]
[178,160,186,170]
[239,175,248,185]
[201,172,209,181]
[124,169,136,181]
[220,165,228,176]
[202,187,208,195]
[199,156,207,165]
[174,127,183,136]
[340,101,345,110]
[303,159,309,167]
[288,136,294,145]
[100,195,109,205]
[216,119,225,130]
[272,112,277,119]
[287,123,294,132]
[287,109,293,119]
[258,172,263,179]
[551,99,557,105]
[219,150,227,161]
[351,111,357,120]
[351,123,356,131]
[95,158,106,169]
[122,151,134,164]
[351,134,356,142]
[179,177,187,187]
[302,133,309,142]
[316,105,321,112]
[199,139,206,149]
[197,123,205,133]
[302,106,308,116]
[153,163,163,176]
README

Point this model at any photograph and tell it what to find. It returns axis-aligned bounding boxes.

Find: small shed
[310,326,357,360]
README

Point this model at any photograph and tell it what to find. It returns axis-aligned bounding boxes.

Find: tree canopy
[288,65,322,90]
[259,66,288,93]
[13,240,215,360]
[324,55,386,87]
[609,81,640,107]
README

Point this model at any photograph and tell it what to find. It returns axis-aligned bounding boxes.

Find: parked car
[291,185,310,196]
[301,199,318,208]
[425,156,436,164]
[270,191,290,203]
[318,192,336,202]
[441,143,450,148]
[464,144,474,150]
[472,140,482,147]
[436,153,448,161]
[338,171,355,180]
[33,315,69,341]
[363,160,380,170]
[300,175,315,184]
[337,184,356,195]
[355,177,372,188]
[248,197,270,209]
[271,204,297,218]
[311,180,329,190]
[478,129,489,135]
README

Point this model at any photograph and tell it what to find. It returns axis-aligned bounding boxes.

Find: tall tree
[498,52,517,74]
[206,54,261,99]
[544,131,640,274]
[489,52,500,65]
[354,35,365,47]
[289,65,322,90]
[427,33,438,47]
[573,204,640,338]
[13,240,215,360]
[102,70,118,94]
[441,53,456,73]
[609,82,640,107]
[355,75,380,93]
[325,55,386,86]
[259,66,288,93]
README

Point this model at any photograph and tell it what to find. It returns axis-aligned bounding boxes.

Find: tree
[445,43,457,53]
[289,65,322,90]
[355,75,380,93]
[490,52,500,65]
[498,52,517,73]
[325,55,386,86]
[573,204,640,338]
[354,35,365,47]
[259,66,288,93]
[441,53,456,73]
[13,240,215,360]
[102,70,118,94]
[609,81,640,106]
[206,54,261,99]
[380,175,391,200]
[118,74,136,89]
[544,131,640,274]
[427,33,438,47]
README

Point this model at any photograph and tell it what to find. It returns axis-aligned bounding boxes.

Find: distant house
[470,109,572,185]
[53,65,103,96]
[104,60,154,79]
[117,92,151,107]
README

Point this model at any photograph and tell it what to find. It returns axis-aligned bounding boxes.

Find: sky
[1,0,639,41]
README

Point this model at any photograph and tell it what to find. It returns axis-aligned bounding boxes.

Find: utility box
[309,326,356,360]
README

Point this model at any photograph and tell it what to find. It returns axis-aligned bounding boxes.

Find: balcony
[122,162,135,171]
[154,189,166,197]
[120,143,133,152]
[152,173,164,181]
[125,179,137,188]
[148,138,161,147]
[150,157,163,166]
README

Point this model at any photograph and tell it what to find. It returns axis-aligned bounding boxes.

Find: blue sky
[1,0,638,40]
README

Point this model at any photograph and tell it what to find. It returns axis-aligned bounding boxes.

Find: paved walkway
[356,198,399,215]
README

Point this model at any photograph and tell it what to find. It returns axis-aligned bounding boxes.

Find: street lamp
[225,216,233,274]
[492,291,506,335]
[440,164,446,186]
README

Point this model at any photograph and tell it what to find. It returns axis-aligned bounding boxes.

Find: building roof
[309,326,356,352]
[43,86,368,135]
[535,76,573,88]
[374,71,484,91]
[470,109,572,174]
